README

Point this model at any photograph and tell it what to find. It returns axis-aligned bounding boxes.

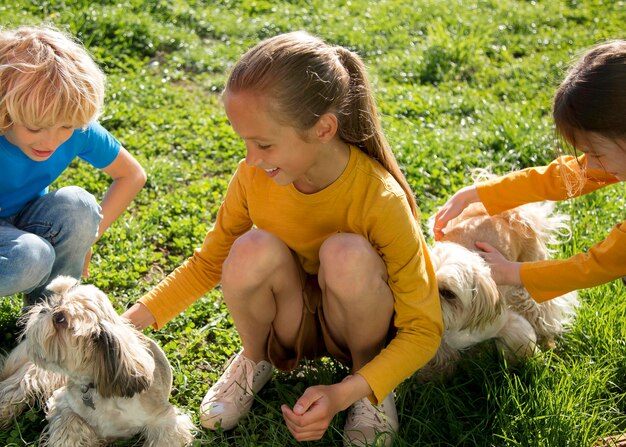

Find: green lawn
[1,0,625,445]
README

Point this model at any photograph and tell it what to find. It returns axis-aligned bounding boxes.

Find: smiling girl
[125,31,442,446]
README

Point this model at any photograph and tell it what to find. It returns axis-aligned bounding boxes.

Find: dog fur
[0,276,194,446]
[420,201,579,380]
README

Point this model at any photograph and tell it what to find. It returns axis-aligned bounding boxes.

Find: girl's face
[574,131,626,181]
[4,123,74,161]
[224,90,348,193]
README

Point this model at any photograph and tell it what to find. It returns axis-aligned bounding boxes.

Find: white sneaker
[199,351,273,430]
[343,393,399,446]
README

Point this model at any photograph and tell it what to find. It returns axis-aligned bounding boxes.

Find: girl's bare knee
[319,233,372,269]
[319,233,387,301]
[222,229,290,288]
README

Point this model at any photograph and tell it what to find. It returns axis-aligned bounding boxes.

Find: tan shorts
[266,275,352,371]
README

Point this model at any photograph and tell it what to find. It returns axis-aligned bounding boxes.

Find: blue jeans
[0,186,102,302]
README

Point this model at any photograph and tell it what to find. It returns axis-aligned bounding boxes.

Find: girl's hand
[281,385,340,441]
[475,241,522,286]
[122,302,156,330]
[281,374,372,442]
[433,185,480,241]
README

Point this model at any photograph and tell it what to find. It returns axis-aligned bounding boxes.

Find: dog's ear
[463,270,504,330]
[45,276,79,295]
[92,322,154,398]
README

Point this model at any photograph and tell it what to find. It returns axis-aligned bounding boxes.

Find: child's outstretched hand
[475,241,522,286]
[433,185,480,241]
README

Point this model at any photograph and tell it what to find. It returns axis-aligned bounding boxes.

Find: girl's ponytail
[335,46,419,218]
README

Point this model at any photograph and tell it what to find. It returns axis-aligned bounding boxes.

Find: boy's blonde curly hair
[0,25,105,131]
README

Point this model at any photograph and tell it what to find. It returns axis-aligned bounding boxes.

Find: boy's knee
[0,234,54,295]
[55,186,101,218]
[52,186,102,235]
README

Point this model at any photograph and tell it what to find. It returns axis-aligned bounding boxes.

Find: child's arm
[123,302,156,329]
[477,155,617,215]
[475,222,626,302]
[128,161,253,329]
[433,185,480,240]
[98,147,146,237]
[356,199,443,404]
[84,147,145,275]
[520,221,626,302]
[434,155,618,240]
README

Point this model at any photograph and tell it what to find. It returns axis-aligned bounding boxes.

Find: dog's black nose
[52,311,68,328]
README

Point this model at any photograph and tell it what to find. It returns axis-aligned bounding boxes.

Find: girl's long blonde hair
[0,25,105,131]
[225,31,419,218]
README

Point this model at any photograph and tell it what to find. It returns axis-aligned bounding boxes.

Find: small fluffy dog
[420,200,579,379]
[0,276,194,447]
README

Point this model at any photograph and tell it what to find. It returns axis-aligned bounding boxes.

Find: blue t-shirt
[0,121,121,218]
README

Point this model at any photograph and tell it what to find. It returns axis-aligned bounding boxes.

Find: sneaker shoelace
[209,355,254,401]
[348,398,387,428]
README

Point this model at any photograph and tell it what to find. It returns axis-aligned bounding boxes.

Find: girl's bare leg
[318,233,394,370]
[221,229,305,362]
[316,233,397,446]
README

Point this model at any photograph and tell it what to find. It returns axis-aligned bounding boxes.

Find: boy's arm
[98,147,146,237]
[82,147,146,275]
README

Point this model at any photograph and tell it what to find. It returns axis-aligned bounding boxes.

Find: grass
[1,0,625,445]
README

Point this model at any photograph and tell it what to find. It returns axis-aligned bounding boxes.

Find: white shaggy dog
[420,201,579,379]
[0,276,194,447]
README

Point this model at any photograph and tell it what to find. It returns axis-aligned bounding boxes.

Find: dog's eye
[439,288,457,301]
[52,311,68,328]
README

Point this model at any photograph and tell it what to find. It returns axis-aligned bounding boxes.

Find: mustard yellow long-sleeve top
[476,155,624,302]
[140,146,443,403]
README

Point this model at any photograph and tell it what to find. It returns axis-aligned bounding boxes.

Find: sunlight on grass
[0,0,624,445]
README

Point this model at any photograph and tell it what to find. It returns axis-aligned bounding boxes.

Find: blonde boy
[0,26,146,303]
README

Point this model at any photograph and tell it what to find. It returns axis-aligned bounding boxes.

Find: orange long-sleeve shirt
[139,146,443,403]
[476,155,624,302]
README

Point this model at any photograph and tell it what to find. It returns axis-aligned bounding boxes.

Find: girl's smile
[224,90,350,194]
[264,167,280,177]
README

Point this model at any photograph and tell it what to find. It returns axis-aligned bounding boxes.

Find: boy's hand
[82,248,93,277]
[433,185,480,241]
